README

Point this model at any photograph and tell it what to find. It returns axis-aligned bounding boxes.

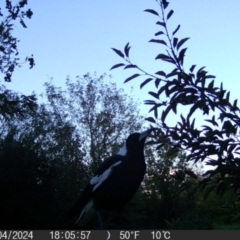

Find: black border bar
[0,230,239,240]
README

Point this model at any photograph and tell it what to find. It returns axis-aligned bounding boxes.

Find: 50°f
[151,231,171,240]
[120,231,140,239]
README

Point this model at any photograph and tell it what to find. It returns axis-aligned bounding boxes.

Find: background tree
[0,128,57,229]
[0,72,145,229]
[0,84,37,124]
[43,73,144,174]
[111,0,240,228]
[0,0,36,123]
[0,0,34,82]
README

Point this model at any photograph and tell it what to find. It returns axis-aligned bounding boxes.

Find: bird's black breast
[92,153,146,211]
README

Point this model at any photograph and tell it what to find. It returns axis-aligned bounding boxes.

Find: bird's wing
[89,155,123,192]
[94,154,123,176]
[68,154,123,223]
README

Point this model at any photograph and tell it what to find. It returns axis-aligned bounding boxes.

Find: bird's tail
[67,199,96,228]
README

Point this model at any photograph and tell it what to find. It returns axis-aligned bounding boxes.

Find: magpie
[68,128,156,228]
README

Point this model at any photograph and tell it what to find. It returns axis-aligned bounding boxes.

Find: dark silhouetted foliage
[111,0,240,208]
[0,0,35,82]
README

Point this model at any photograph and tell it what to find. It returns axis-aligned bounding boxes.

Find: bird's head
[117,128,157,156]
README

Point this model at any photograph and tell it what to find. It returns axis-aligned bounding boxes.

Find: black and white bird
[68,128,156,228]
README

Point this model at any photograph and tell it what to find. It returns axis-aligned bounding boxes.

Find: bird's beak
[139,128,157,141]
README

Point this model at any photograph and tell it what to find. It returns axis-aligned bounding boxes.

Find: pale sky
[1,0,240,126]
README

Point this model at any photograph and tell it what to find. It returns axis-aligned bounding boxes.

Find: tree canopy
[111,0,240,204]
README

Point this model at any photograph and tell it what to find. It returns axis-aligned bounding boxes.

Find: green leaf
[20,19,27,28]
[154,107,158,119]
[149,39,167,46]
[208,80,214,89]
[172,24,180,35]
[156,21,166,27]
[124,42,131,57]
[161,110,167,122]
[111,48,125,58]
[124,74,140,83]
[155,54,175,63]
[148,91,159,99]
[144,100,156,105]
[173,37,178,48]
[124,64,138,69]
[110,63,125,70]
[140,78,153,89]
[158,85,166,96]
[163,1,169,9]
[161,105,172,122]
[145,117,156,123]
[166,68,179,78]
[176,37,190,51]
[180,114,185,124]
[172,103,177,114]
[233,99,238,108]
[155,31,164,36]
[205,74,216,79]
[167,10,174,20]
[190,118,196,130]
[144,9,159,16]
[197,66,206,76]
[226,91,230,101]
[155,53,169,59]
[155,71,166,77]
[178,48,187,65]
[190,65,196,72]
[155,78,161,88]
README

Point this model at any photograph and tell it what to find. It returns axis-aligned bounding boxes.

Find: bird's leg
[97,212,104,229]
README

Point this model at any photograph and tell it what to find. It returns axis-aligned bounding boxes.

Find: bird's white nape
[117,142,127,156]
[90,161,121,191]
